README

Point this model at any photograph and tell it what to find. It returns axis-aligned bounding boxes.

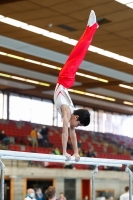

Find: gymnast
[54,10,98,162]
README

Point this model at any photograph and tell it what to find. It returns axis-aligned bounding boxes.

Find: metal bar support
[125,165,132,200]
[0,159,5,200]
[92,165,98,200]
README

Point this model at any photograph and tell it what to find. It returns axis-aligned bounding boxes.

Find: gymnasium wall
[4,164,131,200]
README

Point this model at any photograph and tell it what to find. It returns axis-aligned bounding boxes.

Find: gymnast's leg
[57,10,99,89]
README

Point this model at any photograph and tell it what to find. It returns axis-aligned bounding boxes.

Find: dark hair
[73,109,90,126]
[45,186,55,199]
[125,186,129,192]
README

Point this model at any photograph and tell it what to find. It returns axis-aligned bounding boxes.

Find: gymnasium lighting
[95,94,105,99]
[0,15,4,19]
[115,0,133,9]
[0,17,27,27]
[76,72,97,80]
[0,72,50,87]
[85,74,97,80]
[119,84,133,90]
[0,52,6,55]
[71,90,85,95]
[41,30,51,37]
[0,73,11,78]
[89,47,133,65]
[39,82,50,87]
[123,101,133,106]
[26,79,39,84]
[22,25,44,34]
[41,63,57,69]
[7,54,24,60]
[76,72,108,83]
[0,51,108,83]
[126,2,133,8]
[63,38,77,45]
[115,0,133,4]
[25,59,41,65]
[84,92,95,97]
[12,76,25,81]
[68,89,115,102]
[98,78,108,83]
[0,14,133,65]
[56,67,62,70]
[89,45,99,53]
[105,97,116,101]
[47,32,68,41]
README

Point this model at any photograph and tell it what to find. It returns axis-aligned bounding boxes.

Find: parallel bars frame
[0,150,132,200]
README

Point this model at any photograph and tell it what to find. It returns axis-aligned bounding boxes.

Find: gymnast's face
[70,115,82,127]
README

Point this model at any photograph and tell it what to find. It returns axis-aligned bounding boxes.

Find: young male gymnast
[54,10,98,161]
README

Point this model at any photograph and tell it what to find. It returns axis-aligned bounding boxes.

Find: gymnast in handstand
[54,10,98,161]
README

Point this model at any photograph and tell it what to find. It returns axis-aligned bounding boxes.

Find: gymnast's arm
[70,126,80,161]
[61,106,70,158]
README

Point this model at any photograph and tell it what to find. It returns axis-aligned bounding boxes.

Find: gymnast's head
[70,109,90,127]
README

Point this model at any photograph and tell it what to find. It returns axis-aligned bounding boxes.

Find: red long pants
[57,23,98,89]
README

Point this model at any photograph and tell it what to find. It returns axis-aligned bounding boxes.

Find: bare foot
[63,152,71,161]
[73,153,80,162]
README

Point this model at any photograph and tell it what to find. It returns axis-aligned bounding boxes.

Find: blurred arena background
[0,0,133,199]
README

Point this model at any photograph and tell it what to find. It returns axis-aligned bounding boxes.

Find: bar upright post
[92,165,98,200]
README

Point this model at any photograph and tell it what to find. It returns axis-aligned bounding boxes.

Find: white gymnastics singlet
[54,83,74,116]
